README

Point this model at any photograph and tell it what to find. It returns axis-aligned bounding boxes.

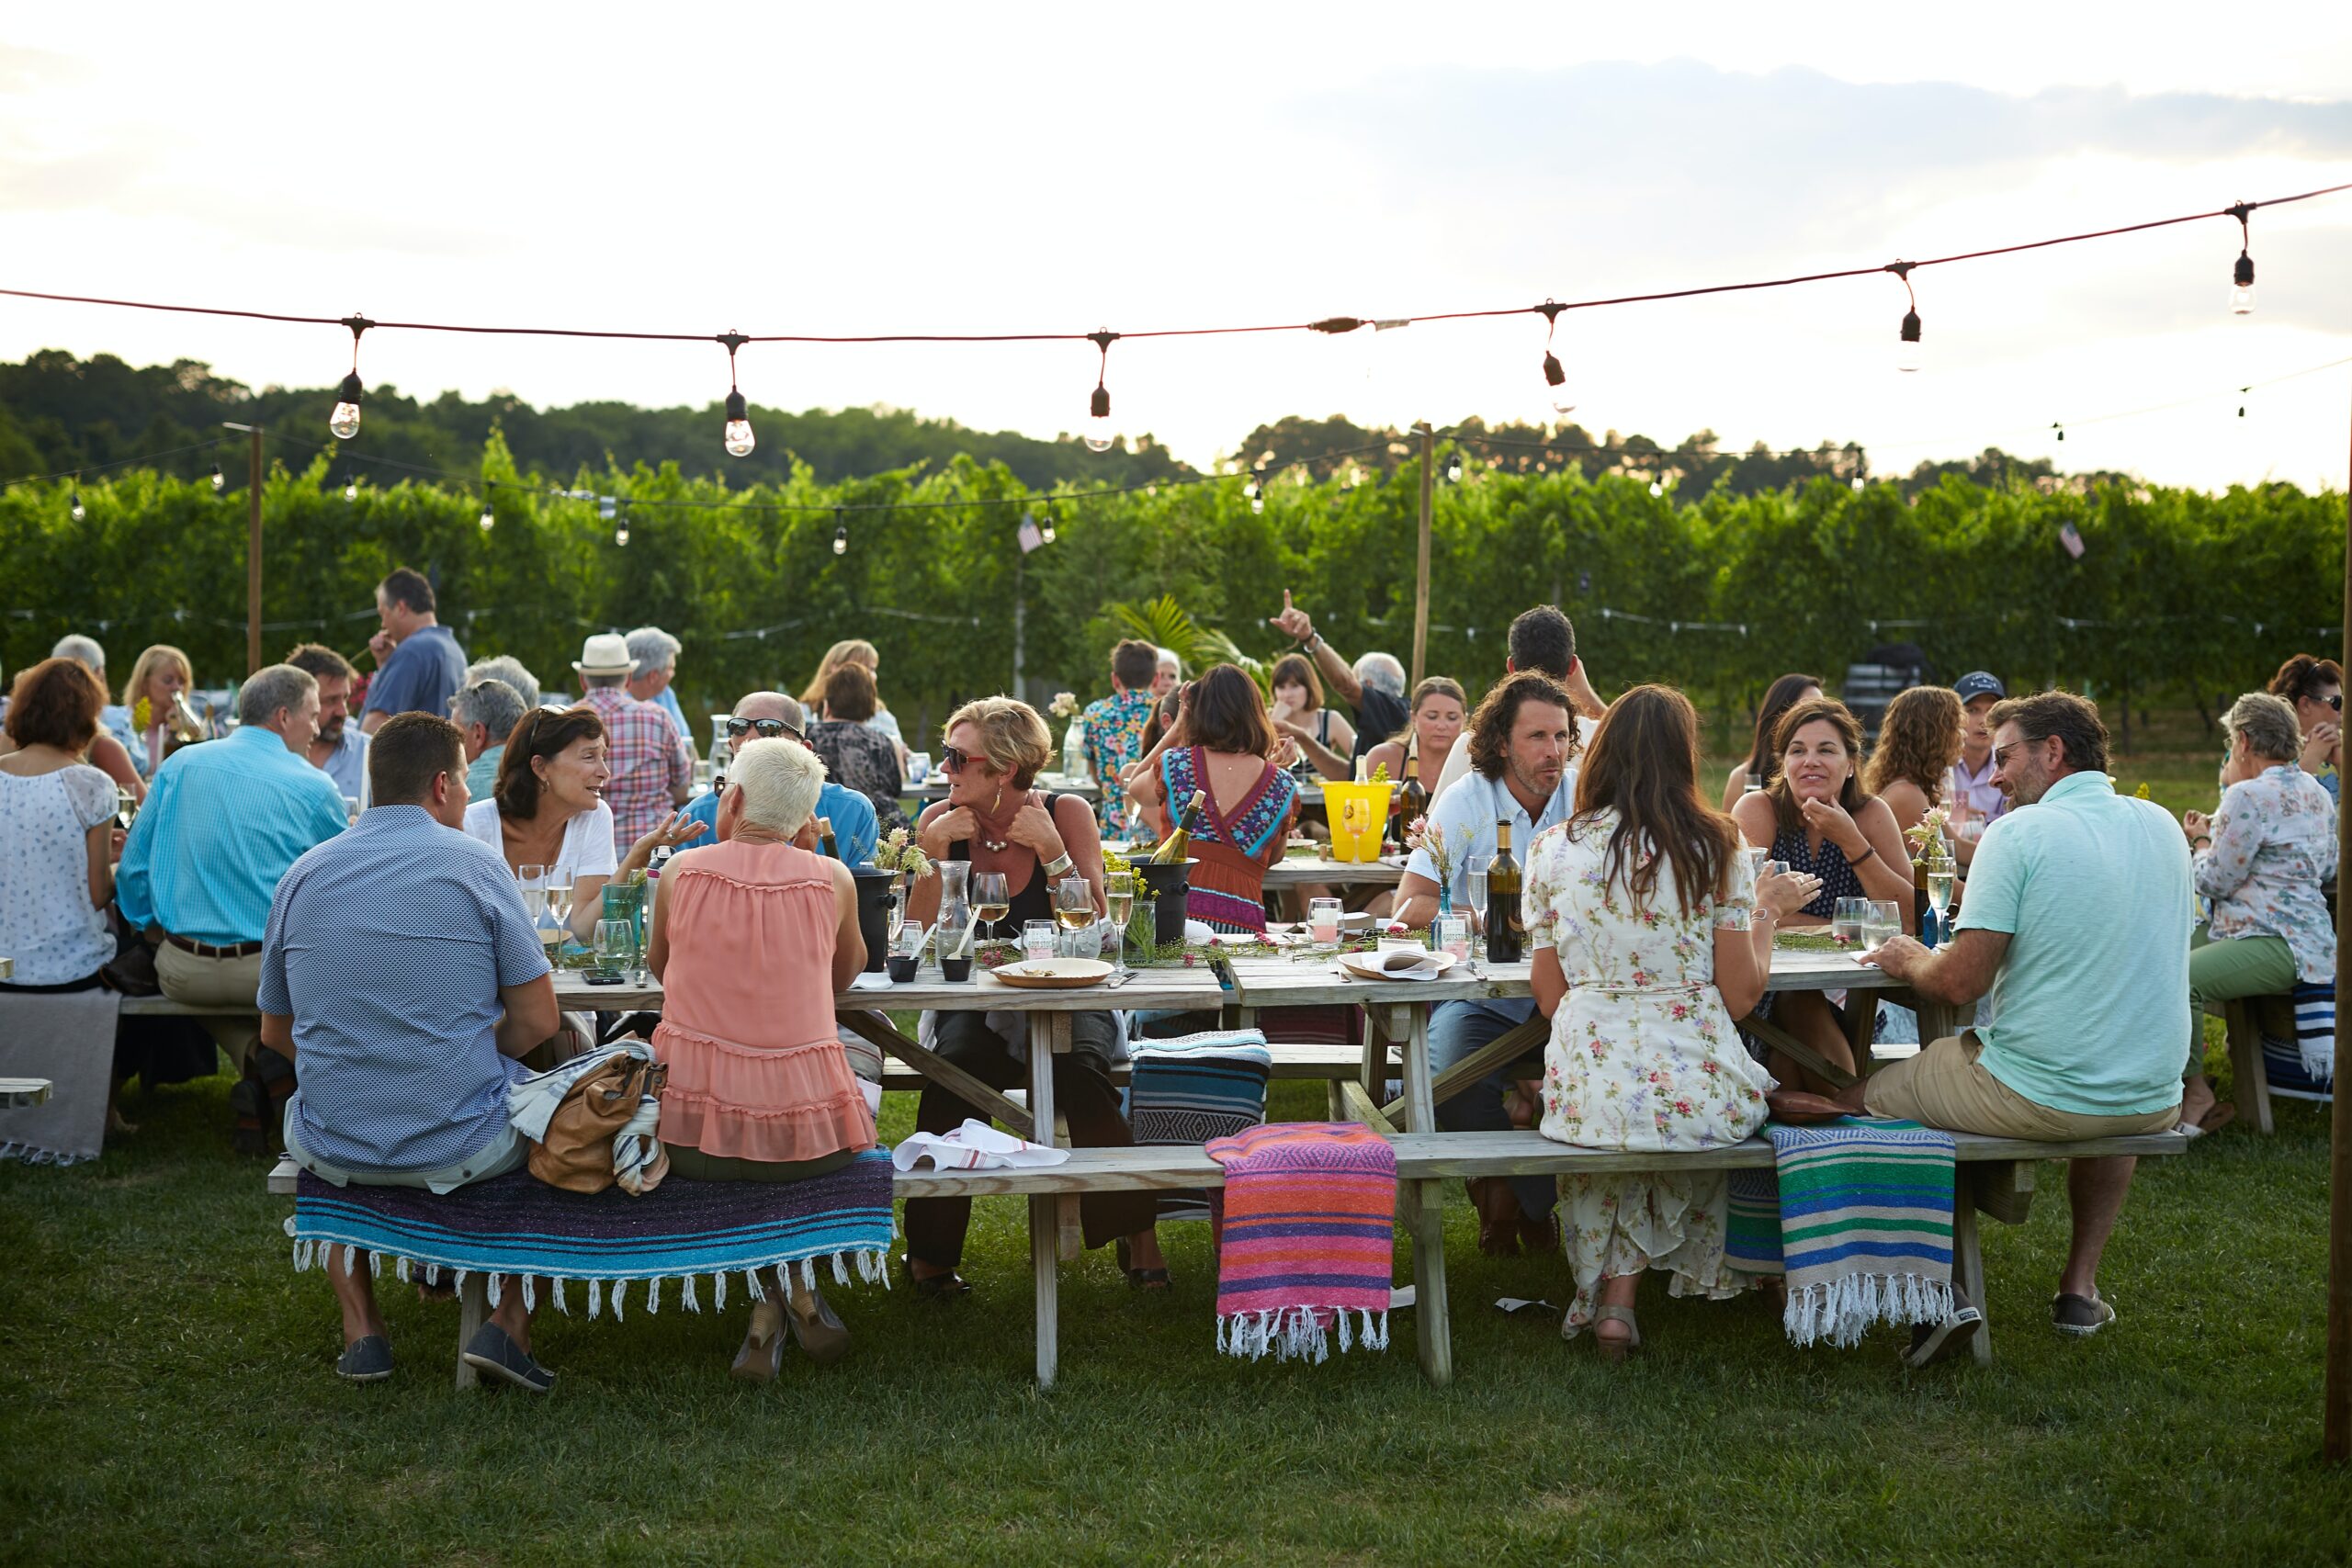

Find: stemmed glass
[1465,855,1490,958]
[516,863,548,938]
[1055,874,1094,959]
[545,871,574,952]
[970,870,1010,945]
[594,917,639,982]
[1104,871,1135,974]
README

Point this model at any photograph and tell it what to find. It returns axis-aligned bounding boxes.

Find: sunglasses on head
[725,716,802,742]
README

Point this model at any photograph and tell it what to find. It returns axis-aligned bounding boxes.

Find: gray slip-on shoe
[334,1335,394,1382]
[461,1323,556,1393]
[1902,1289,1984,1369]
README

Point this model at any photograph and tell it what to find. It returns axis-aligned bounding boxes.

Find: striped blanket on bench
[287,1147,895,1317]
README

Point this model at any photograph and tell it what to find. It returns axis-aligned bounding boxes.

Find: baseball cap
[1953,671,2006,704]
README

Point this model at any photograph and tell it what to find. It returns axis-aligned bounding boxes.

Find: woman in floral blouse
[2178,691,2337,1131]
[1528,685,1819,1359]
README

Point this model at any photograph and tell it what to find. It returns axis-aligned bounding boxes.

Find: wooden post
[1411,423,1434,691]
[245,424,264,675]
[2326,389,2352,1463]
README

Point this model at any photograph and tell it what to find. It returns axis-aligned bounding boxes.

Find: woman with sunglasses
[2267,653,2343,801]
[900,695,1166,1295]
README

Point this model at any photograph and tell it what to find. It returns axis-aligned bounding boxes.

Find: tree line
[1,428,2336,753]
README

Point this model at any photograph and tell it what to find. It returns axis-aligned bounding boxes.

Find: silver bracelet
[1041,852,1076,879]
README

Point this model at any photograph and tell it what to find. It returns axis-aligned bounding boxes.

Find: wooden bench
[869,1041,1380,1097]
[2208,995,2333,1135]
[271,1124,2183,1388]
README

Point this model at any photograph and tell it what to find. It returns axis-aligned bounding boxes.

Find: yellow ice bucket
[1322,781,1392,863]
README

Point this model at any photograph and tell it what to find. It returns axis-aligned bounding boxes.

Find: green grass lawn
[5,1068,2347,1566]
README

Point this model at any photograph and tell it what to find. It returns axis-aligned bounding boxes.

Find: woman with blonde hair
[119,643,198,781]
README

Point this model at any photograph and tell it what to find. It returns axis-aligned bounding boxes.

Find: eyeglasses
[940,744,972,773]
[1990,739,2042,769]
[2328,694,2345,713]
[724,716,802,742]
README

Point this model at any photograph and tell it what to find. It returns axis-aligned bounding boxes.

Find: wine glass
[1104,871,1135,975]
[516,864,548,930]
[1055,874,1094,958]
[970,870,1010,945]
[115,789,137,832]
[545,872,574,948]
[594,917,637,979]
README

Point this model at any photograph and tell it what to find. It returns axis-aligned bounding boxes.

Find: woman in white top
[460,706,705,942]
[118,643,198,783]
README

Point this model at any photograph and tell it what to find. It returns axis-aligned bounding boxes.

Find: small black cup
[939,956,973,982]
[886,954,919,983]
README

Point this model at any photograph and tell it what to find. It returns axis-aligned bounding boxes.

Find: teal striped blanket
[1724,1117,1956,1348]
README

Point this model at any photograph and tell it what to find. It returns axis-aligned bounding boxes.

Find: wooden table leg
[1951,1191,1992,1366]
[1028,1012,1061,1387]
[1397,1003,1453,1384]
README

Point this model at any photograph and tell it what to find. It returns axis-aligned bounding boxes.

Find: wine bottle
[818,815,839,861]
[1397,752,1429,830]
[1151,789,1208,863]
[1486,819,1524,964]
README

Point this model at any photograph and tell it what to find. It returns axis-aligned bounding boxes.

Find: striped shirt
[262,805,552,1173]
[115,726,349,945]
[579,686,693,855]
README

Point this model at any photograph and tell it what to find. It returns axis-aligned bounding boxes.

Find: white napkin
[891,1117,1069,1172]
[848,971,898,990]
[1345,947,1449,981]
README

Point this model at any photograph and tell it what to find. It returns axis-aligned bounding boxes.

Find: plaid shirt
[578,686,691,855]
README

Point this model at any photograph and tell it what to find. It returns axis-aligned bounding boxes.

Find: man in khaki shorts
[1859,691,2188,1361]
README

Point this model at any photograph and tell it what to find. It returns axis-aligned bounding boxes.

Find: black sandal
[900,1255,971,1299]
[1114,1237,1172,1292]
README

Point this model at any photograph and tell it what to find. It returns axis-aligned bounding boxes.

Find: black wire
[0,435,231,490]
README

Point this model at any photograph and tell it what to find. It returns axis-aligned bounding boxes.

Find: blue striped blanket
[1723,1118,1957,1348]
[288,1147,896,1318]
[1130,1030,1272,1224]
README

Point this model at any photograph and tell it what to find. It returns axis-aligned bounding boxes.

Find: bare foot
[107,1102,139,1136]
[2181,1077,2216,1130]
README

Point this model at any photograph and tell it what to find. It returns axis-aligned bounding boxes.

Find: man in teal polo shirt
[1861,691,2187,1359]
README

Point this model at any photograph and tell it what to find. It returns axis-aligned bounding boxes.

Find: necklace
[969,798,1020,853]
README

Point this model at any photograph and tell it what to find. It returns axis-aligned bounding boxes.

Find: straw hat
[571,633,634,677]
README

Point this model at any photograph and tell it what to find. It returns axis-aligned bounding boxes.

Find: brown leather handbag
[527,1055,668,1195]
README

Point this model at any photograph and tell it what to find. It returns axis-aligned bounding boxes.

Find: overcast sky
[3,2,2348,491]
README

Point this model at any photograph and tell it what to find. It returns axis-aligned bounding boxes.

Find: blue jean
[1430,1000,1551,1222]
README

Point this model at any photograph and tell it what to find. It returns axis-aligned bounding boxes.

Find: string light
[1084,330,1118,453]
[343,474,358,502]
[1648,479,1666,498]
[2239,386,2250,418]
[2227,202,2256,315]
[718,332,755,457]
[1889,263,1921,374]
[328,314,371,439]
[615,515,629,547]
[70,481,85,522]
[1040,503,1057,545]
[1248,467,1266,516]
[1443,452,1463,483]
[832,508,848,557]
[1537,299,1574,414]
[1850,475,1867,492]
[2052,421,2065,443]
[209,463,225,493]
[479,501,495,532]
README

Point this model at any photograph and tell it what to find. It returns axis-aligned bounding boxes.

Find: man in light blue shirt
[288,643,369,804]
[118,663,349,1147]
[262,712,559,1389]
[451,677,528,802]
[1393,671,1579,1254]
[684,693,877,866]
[1863,691,2187,1355]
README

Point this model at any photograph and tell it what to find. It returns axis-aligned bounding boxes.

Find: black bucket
[1136,858,1196,947]
[849,866,896,972]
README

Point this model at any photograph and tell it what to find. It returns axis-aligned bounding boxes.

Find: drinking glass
[970,871,1010,943]
[1307,896,1342,946]
[1104,871,1135,975]
[1865,899,1905,950]
[545,873,574,942]
[516,864,548,927]
[1055,875,1094,957]
[1436,912,1471,962]
[1340,796,1372,851]
[594,918,637,978]
[1466,855,1489,913]
[1023,919,1057,964]
[115,789,137,831]
[1831,897,1866,947]
[1924,859,1958,944]
[907,751,932,786]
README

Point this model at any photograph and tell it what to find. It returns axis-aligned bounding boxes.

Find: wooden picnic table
[1261,855,1406,890]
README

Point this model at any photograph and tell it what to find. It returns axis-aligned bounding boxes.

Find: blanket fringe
[1216,1304,1388,1363]
[1783,1271,1954,1348]
[0,1140,96,1167]
[712,1271,725,1314]
[279,1245,895,1320]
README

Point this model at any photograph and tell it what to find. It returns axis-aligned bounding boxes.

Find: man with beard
[288,643,368,805]
[1861,690,2188,1363]
[1392,671,1579,1257]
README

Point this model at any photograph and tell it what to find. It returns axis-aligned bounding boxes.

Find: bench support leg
[1028,1014,1061,1388]
[1408,1177,1453,1386]
[1951,1195,1992,1367]
[2225,1000,2275,1135]
[455,1273,488,1391]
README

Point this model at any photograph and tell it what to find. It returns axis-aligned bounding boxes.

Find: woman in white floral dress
[1528,685,1819,1359]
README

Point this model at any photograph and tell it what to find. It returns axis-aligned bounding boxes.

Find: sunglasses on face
[2327,694,2345,713]
[940,744,973,774]
[725,716,802,742]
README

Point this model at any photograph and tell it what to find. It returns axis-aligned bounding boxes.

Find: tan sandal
[1592,1303,1643,1363]
[730,1300,786,1383]
[783,1281,851,1366]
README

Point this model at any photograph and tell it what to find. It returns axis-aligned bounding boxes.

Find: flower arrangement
[132,696,152,732]
[871,826,932,884]
[1904,806,1953,868]
[1403,815,1457,886]
[1048,691,1079,719]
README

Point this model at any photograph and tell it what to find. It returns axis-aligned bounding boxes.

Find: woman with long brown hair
[1862,685,1965,835]
[1528,684,1819,1359]
[1127,665,1299,932]
[1719,671,1822,810]
[1729,697,1915,1091]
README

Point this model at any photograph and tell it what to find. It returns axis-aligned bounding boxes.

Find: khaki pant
[1865,1032,2181,1139]
[154,941,265,1075]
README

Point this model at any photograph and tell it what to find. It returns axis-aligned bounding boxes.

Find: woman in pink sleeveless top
[646,736,869,1381]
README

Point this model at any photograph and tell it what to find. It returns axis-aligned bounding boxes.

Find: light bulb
[723,389,755,457]
[1349,465,1364,489]
[1896,308,1923,373]
[1648,479,1664,499]
[832,522,848,556]
[344,479,358,502]
[70,491,85,522]
[1850,476,1867,492]
[1543,351,1575,414]
[1250,493,1264,516]
[615,524,629,547]
[479,505,495,532]
[2231,251,2255,315]
[1041,514,1057,544]
[329,370,363,439]
[209,464,225,493]
[1443,453,1463,483]
[1083,385,1114,453]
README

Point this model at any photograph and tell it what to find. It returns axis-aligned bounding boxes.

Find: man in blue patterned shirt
[262,713,560,1388]
[117,663,348,1150]
[1080,639,1159,838]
